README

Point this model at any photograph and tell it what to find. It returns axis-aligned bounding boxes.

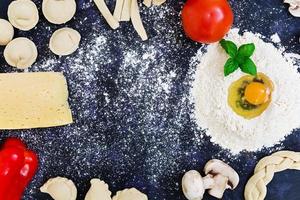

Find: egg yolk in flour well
[228,73,274,119]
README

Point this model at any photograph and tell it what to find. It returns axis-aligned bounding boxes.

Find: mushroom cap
[284,0,300,17]
[182,170,205,200]
[204,159,239,189]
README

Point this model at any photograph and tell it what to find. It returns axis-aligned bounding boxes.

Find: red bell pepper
[0,138,39,200]
[0,146,25,200]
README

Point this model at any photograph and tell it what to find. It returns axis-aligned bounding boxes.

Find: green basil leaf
[240,58,257,76]
[237,43,255,58]
[220,39,238,58]
[235,55,246,65]
[224,58,239,76]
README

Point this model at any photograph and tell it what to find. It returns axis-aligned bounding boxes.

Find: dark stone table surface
[0,0,300,199]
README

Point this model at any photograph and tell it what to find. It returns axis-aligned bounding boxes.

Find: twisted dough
[244,151,300,200]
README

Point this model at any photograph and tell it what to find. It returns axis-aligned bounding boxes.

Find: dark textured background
[0,0,300,199]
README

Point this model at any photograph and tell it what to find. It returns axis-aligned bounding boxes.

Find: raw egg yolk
[244,82,270,105]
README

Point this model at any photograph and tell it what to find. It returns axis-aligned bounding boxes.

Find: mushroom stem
[181,160,240,200]
[202,174,214,190]
[207,174,229,199]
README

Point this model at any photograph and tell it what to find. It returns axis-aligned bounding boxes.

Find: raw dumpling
[49,27,81,56]
[4,37,38,69]
[0,19,14,45]
[7,0,39,31]
[85,179,112,200]
[112,188,148,200]
[42,0,76,24]
[40,177,77,200]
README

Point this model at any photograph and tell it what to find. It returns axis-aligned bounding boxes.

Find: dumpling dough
[42,0,76,24]
[8,0,39,31]
[0,19,14,45]
[112,188,148,200]
[40,177,77,200]
[85,179,112,200]
[49,27,81,56]
[4,37,38,69]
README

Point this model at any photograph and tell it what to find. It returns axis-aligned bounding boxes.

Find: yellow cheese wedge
[0,72,73,129]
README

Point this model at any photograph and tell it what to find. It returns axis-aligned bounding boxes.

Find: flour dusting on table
[192,28,300,154]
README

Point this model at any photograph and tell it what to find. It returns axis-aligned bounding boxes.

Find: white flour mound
[192,28,300,154]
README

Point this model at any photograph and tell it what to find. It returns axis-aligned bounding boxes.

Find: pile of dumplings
[40,177,148,200]
[0,0,81,69]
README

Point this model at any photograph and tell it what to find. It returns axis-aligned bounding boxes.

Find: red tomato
[182,0,234,44]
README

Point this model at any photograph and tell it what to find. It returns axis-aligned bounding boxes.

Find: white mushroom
[4,37,38,69]
[284,0,300,17]
[182,170,214,200]
[204,159,239,199]
[7,0,39,31]
[182,159,239,200]
[85,179,112,200]
[42,0,76,24]
[40,177,77,200]
[112,188,148,200]
[49,27,81,56]
[0,19,14,46]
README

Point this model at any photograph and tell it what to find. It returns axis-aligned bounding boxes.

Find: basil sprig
[220,39,257,77]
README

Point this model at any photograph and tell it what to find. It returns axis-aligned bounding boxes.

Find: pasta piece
[93,0,119,29]
[113,0,125,21]
[131,0,148,40]
[152,0,166,6]
[143,0,152,7]
[120,0,131,21]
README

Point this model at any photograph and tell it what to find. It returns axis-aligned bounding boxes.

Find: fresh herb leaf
[224,58,239,76]
[220,39,238,57]
[235,54,246,65]
[220,40,257,76]
[237,43,255,58]
[240,58,257,76]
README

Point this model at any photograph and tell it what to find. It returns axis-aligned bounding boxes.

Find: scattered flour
[271,33,281,43]
[192,28,300,154]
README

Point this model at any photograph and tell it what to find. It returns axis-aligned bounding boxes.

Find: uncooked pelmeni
[49,28,81,56]
[112,188,148,200]
[42,0,76,24]
[4,37,38,69]
[40,177,77,200]
[7,0,39,31]
[85,179,112,200]
[0,19,14,45]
